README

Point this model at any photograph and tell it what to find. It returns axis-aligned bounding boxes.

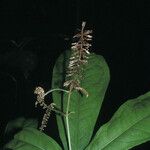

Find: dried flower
[64,22,92,97]
[34,87,47,109]
[34,87,56,131]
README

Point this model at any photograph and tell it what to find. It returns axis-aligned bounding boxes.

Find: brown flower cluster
[64,22,92,96]
[34,87,55,131]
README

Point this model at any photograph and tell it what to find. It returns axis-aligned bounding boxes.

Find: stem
[44,88,69,96]
[52,108,66,116]
[66,90,72,150]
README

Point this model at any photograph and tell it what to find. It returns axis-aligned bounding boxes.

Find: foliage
[4,127,62,150]
[3,23,150,150]
[3,50,150,150]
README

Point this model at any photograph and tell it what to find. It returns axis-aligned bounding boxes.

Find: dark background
[0,0,149,149]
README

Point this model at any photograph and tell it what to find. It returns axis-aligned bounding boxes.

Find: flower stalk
[63,21,92,150]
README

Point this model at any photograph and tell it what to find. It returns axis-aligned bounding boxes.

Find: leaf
[4,127,62,150]
[86,92,150,150]
[4,117,38,136]
[52,50,110,150]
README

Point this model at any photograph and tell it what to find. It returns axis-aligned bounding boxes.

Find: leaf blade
[52,51,110,150]
[86,92,150,150]
[4,127,62,150]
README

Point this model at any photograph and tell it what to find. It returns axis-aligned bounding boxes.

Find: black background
[0,0,149,149]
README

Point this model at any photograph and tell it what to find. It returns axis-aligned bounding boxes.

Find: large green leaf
[52,51,110,150]
[86,92,150,150]
[4,127,62,150]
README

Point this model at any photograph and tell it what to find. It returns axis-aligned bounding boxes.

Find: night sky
[0,0,149,149]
